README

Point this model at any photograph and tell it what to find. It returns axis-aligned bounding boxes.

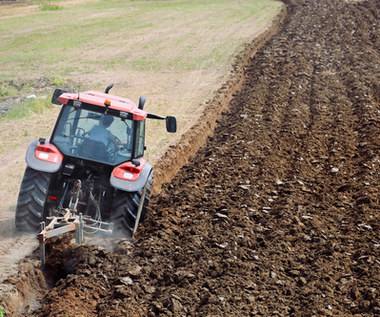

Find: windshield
[52,105,134,165]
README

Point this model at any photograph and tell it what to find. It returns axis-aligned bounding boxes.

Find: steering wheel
[106,135,121,162]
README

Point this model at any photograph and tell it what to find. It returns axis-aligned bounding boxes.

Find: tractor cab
[51,106,138,165]
[50,87,176,166]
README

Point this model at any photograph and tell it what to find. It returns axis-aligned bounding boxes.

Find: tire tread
[15,167,52,231]
[110,172,153,236]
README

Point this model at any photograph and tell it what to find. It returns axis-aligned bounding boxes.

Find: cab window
[134,120,145,158]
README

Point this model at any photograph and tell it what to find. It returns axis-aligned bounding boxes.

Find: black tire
[110,171,153,237]
[15,167,53,232]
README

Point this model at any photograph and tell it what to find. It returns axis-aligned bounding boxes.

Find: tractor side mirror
[52,88,66,105]
[138,96,146,110]
[166,116,177,133]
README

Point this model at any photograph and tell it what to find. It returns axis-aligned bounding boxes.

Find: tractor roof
[58,91,147,120]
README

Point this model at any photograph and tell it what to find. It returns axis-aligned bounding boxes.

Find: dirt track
[2,0,380,315]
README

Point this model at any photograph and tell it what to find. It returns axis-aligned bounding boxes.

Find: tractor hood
[58,91,147,121]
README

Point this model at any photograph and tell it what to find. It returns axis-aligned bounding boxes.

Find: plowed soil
[3,0,380,315]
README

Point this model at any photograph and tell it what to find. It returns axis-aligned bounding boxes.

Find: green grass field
[0,0,281,81]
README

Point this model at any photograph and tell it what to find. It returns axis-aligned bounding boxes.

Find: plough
[38,211,113,269]
[37,180,113,269]
[37,169,151,268]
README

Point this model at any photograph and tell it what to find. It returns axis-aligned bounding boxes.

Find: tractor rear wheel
[110,172,153,237]
[15,167,53,231]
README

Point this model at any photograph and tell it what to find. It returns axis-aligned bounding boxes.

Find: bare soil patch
[1,0,380,315]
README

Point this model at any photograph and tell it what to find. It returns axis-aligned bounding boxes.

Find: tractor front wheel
[15,167,53,232]
[110,172,153,237]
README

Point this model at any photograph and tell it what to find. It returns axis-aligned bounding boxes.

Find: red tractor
[15,84,176,237]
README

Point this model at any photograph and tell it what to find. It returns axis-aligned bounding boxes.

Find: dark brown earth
[2,0,380,316]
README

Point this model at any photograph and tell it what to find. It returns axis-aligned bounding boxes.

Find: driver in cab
[89,115,121,146]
